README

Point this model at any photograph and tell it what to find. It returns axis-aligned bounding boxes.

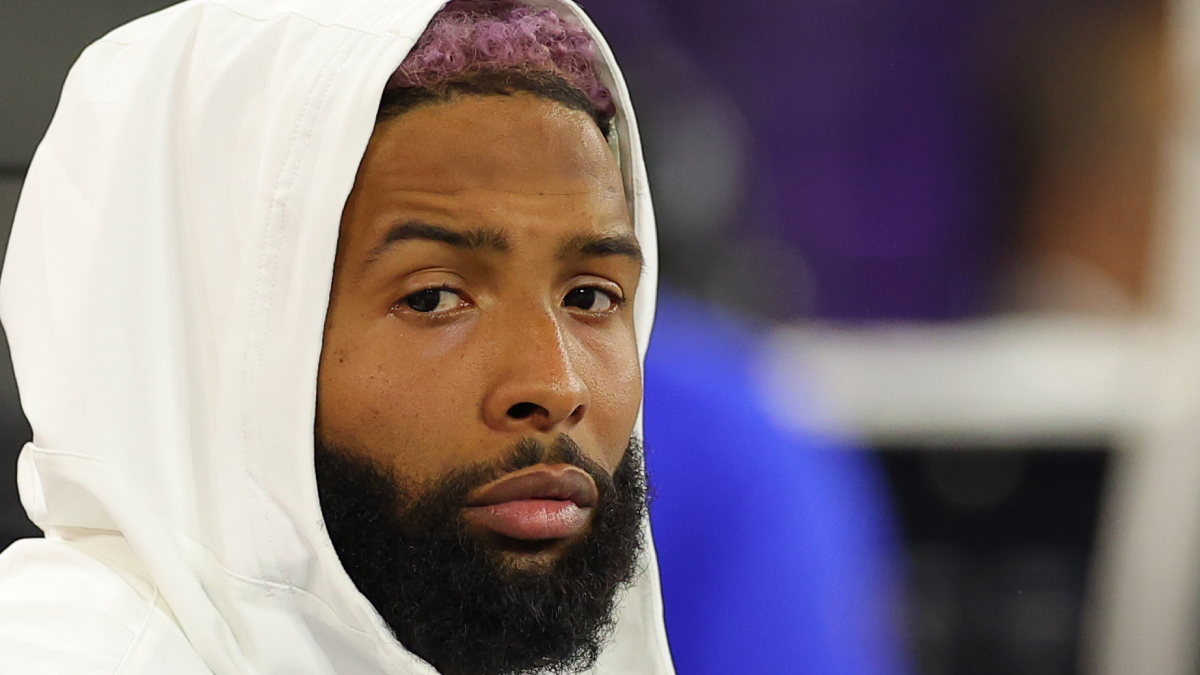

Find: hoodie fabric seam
[192,1,416,39]
[242,24,365,588]
[110,585,161,675]
[24,444,107,464]
[179,533,373,640]
[92,4,417,49]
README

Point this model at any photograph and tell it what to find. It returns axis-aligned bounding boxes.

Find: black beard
[314,435,648,675]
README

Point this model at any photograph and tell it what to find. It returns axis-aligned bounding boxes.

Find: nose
[482,310,589,434]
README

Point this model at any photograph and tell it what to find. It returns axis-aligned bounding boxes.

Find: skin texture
[317,93,642,567]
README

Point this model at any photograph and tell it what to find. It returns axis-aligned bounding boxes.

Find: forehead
[340,94,629,252]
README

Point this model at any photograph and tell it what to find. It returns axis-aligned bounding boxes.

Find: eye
[563,287,618,313]
[400,287,463,314]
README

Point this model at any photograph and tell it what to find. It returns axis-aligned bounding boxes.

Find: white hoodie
[0,1,672,673]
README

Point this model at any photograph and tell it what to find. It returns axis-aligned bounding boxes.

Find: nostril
[507,402,541,419]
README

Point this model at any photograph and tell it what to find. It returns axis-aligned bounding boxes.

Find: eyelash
[392,284,465,317]
[391,284,624,317]
[563,286,624,315]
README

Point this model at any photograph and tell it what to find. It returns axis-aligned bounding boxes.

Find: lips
[462,464,599,541]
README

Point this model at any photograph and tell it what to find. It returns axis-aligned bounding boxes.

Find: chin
[484,533,588,573]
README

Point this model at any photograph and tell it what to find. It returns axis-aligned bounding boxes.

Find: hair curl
[380,0,615,135]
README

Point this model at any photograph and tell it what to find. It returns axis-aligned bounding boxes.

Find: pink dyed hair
[388,0,615,122]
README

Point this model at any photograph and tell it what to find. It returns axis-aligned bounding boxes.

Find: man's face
[318,92,642,557]
[315,93,646,675]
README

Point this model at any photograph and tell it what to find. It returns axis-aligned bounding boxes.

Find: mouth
[461,464,599,541]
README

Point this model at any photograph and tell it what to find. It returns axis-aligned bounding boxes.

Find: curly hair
[379,0,615,136]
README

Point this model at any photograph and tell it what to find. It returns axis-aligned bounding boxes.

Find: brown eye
[563,287,616,313]
[403,288,460,313]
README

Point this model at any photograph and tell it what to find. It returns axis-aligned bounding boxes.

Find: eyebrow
[367,221,510,263]
[365,220,642,270]
[557,233,644,269]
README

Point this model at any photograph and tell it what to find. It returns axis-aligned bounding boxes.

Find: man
[0,1,673,674]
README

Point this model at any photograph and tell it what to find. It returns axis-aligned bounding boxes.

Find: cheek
[317,315,480,455]
[579,326,643,453]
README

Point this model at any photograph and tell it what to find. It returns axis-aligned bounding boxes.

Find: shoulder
[0,538,212,675]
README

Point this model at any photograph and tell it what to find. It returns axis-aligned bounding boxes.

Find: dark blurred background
[586,0,1164,320]
[0,1,1183,674]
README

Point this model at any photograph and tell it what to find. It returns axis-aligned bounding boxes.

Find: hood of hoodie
[0,1,669,673]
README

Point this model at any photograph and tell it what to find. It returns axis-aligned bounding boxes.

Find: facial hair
[314,435,648,675]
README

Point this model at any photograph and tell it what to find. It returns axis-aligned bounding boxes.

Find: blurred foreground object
[645,294,908,675]
[762,316,1200,675]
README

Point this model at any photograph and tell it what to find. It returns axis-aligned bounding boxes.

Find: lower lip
[463,500,592,540]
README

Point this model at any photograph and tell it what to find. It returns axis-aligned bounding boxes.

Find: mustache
[491,434,612,486]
